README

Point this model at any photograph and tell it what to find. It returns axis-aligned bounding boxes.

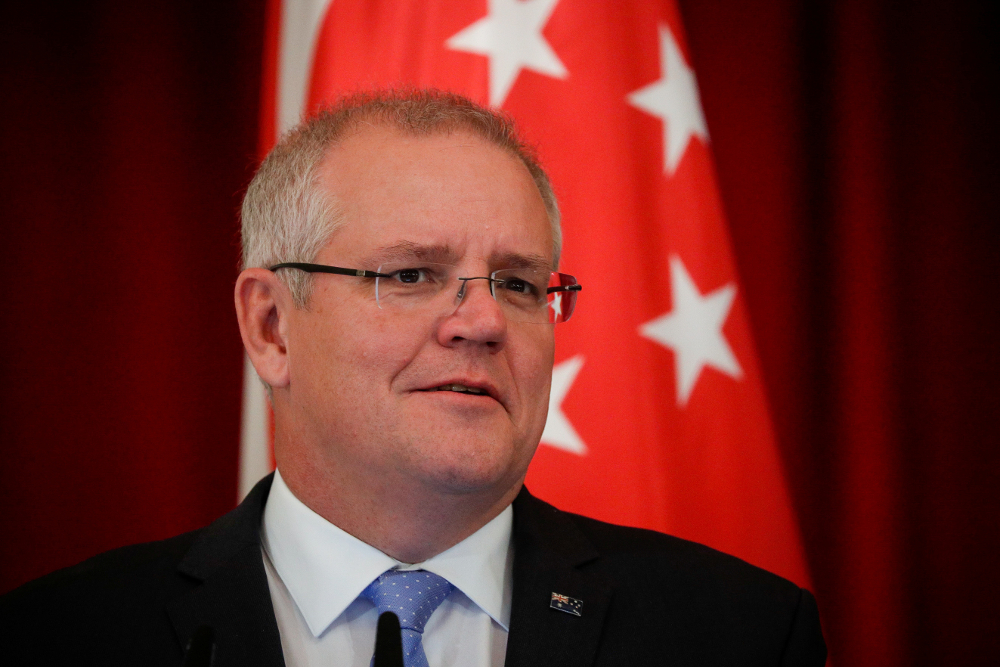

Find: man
[0,90,826,666]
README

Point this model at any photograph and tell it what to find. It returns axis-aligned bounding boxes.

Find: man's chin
[398,404,515,444]
[426,468,521,498]
[397,440,528,499]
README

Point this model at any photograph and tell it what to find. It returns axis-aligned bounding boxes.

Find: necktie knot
[362,569,454,635]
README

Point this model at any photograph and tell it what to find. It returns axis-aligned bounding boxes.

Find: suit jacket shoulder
[1,479,825,667]
[507,488,826,667]
[0,476,284,667]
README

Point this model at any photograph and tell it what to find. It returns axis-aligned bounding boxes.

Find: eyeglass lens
[375,262,578,323]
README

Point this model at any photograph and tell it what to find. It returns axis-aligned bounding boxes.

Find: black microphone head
[181,625,215,667]
[373,611,404,667]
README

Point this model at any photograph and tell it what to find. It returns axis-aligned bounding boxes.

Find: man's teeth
[431,384,487,395]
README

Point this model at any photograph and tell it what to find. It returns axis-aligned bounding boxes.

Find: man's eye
[394,268,426,283]
[504,278,530,293]
[499,277,541,297]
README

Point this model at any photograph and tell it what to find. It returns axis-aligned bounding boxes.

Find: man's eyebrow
[492,251,555,272]
[366,242,458,264]
[365,243,553,271]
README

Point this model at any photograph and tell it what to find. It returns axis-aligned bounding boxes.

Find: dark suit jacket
[0,475,826,666]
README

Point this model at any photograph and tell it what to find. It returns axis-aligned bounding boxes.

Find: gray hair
[240,89,562,307]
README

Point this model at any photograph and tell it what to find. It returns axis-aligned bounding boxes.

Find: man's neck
[276,454,521,564]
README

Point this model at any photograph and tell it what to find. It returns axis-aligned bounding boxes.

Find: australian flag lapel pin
[550,592,583,617]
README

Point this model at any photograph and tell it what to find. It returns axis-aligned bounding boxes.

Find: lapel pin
[550,592,583,617]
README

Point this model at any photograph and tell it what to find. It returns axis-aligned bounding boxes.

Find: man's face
[279,126,555,503]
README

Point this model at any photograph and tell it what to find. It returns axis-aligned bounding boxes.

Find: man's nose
[437,277,507,349]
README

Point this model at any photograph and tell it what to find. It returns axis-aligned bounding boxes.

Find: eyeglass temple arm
[268,262,390,278]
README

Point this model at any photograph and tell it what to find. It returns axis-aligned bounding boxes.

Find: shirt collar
[261,469,513,638]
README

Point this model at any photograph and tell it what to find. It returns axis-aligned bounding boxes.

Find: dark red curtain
[2,2,997,665]
[683,1,1000,664]
[0,0,264,591]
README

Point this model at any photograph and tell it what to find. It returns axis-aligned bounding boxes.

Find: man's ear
[235,268,293,389]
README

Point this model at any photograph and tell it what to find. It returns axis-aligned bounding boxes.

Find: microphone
[372,611,404,667]
[180,625,215,667]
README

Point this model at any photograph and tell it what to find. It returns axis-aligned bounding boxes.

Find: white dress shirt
[260,469,513,667]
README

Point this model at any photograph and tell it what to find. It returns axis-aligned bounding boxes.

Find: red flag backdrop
[245,0,811,589]
[2,1,998,665]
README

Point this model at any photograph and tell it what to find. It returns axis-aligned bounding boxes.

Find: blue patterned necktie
[362,569,454,667]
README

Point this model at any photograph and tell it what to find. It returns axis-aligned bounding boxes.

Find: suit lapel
[504,488,614,667]
[164,479,615,667]
[167,475,285,667]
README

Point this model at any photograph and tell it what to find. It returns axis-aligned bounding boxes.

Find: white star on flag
[540,355,586,455]
[549,292,563,319]
[627,23,709,175]
[640,256,742,406]
[446,0,568,106]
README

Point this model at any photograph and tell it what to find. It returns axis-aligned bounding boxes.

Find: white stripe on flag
[238,0,332,501]
[238,353,272,500]
[278,0,333,134]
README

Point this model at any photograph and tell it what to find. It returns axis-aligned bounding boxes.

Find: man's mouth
[424,383,489,396]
